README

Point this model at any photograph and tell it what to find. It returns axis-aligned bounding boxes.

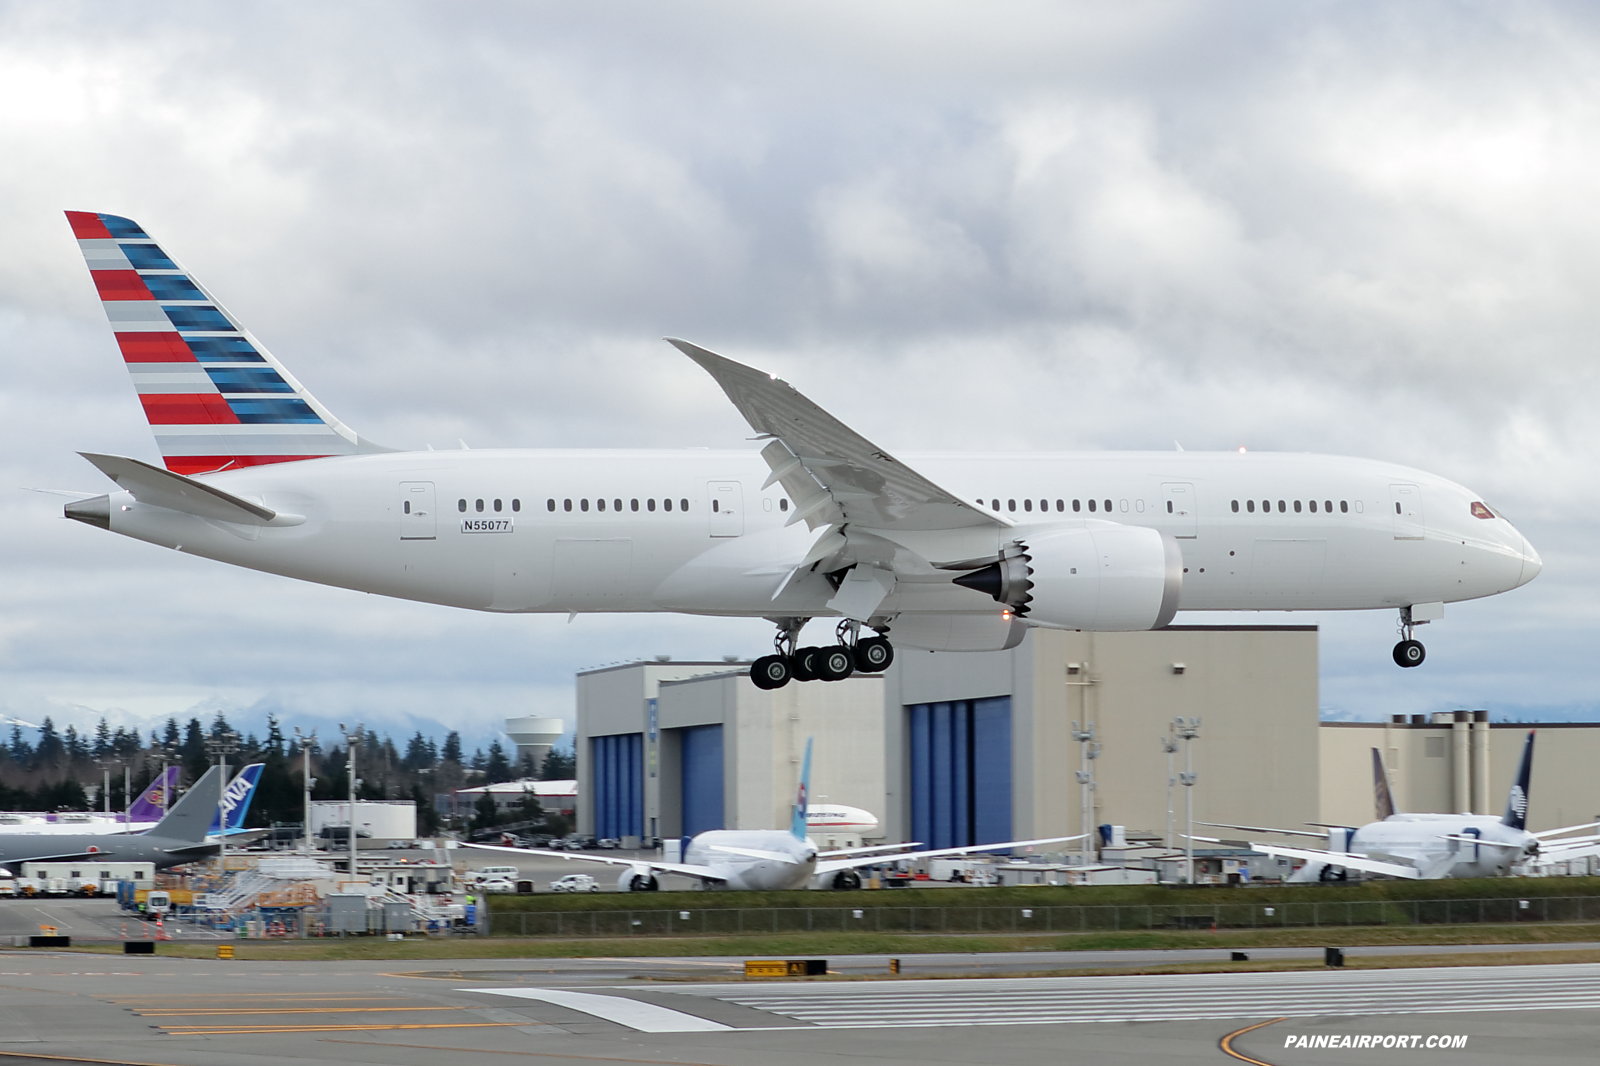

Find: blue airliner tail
[1501,731,1534,830]
[790,738,813,841]
[208,762,264,836]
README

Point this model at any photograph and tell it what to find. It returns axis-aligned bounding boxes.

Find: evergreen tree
[8,724,32,763]
[63,725,87,763]
[34,718,64,767]
[540,748,575,780]
[485,740,513,783]
[470,791,500,835]
[411,780,440,836]
[404,732,434,771]
[93,717,112,757]
[181,718,207,780]
[162,718,181,749]
[470,748,487,772]
[441,731,462,764]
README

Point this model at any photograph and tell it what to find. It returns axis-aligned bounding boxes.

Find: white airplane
[1195,732,1600,880]
[0,765,265,839]
[58,211,1541,680]
[463,739,1081,890]
[805,803,880,835]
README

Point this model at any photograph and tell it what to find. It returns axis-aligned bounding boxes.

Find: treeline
[0,713,575,834]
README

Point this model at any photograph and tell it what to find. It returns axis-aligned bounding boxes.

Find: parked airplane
[58,211,1541,681]
[0,764,264,838]
[1195,732,1600,880]
[0,765,225,874]
[464,740,1081,890]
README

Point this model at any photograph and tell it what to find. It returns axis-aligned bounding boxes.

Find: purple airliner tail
[126,766,183,823]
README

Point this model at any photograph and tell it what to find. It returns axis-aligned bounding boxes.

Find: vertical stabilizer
[149,765,224,844]
[126,766,182,823]
[790,738,813,841]
[1501,730,1535,830]
[210,763,264,835]
[1371,748,1397,821]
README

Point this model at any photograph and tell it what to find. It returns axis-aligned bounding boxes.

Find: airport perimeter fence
[489,895,1600,938]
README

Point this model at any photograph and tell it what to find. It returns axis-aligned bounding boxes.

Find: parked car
[549,873,600,893]
[596,838,620,850]
[477,877,517,894]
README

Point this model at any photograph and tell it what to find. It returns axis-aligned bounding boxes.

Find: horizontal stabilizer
[78,452,299,526]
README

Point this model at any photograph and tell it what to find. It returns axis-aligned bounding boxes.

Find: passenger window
[404,501,411,514]
[779,499,788,512]
[494,499,502,512]
[664,499,672,511]
[1294,500,1302,513]
[631,499,639,511]
[680,498,688,511]
[458,499,466,513]
[1308,500,1317,513]
[597,498,606,511]
[512,499,520,512]
[1073,499,1080,512]
[1278,500,1286,513]
[1040,499,1048,512]
[475,499,484,513]
[1008,499,1016,512]
[648,499,656,512]
[581,499,589,512]
[1262,500,1269,512]
[1088,499,1096,512]
[1247,499,1255,513]
[1231,500,1238,513]
[1056,499,1064,511]
[1340,501,1348,513]
[1104,499,1112,512]
[614,499,622,512]
[1395,502,1402,514]
[1166,501,1173,513]
[1023,499,1032,512]
[712,499,719,512]
[991,499,999,510]
[547,499,555,512]
[563,499,572,512]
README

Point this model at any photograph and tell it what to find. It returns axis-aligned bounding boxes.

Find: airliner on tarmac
[465,740,1080,890]
[1195,733,1600,880]
[57,212,1541,684]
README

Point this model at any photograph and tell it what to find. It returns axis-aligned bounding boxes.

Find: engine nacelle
[954,523,1182,631]
[618,866,660,892]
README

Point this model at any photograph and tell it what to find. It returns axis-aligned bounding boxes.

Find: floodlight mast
[205,730,240,871]
[1174,717,1201,884]
[339,723,363,881]
[294,727,317,853]
[1160,730,1180,850]
[1071,721,1100,867]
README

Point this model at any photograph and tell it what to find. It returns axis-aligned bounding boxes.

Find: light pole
[1071,721,1100,866]
[205,730,240,873]
[1174,717,1201,884]
[155,743,178,817]
[123,763,131,827]
[1160,730,1180,850]
[339,722,363,880]
[294,727,317,854]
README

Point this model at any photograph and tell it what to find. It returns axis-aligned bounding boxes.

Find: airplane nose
[1517,533,1542,588]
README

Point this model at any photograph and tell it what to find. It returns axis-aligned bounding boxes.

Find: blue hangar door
[680,724,725,837]
[591,733,642,840]
[909,697,1012,851]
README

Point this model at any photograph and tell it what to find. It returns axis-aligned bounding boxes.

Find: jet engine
[618,866,660,892]
[953,523,1182,631]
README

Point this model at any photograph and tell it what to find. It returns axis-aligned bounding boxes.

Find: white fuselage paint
[1346,814,1536,878]
[91,449,1540,621]
[805,805,880,833]
[681,830,818,891]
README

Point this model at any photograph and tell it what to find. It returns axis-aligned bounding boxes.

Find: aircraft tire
[792,647,822,682]
[854,637,894,673]
[750,655,792,690]
[1392,639,1425,668]
[817,645,856,682]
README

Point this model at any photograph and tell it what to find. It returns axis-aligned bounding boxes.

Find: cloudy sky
[2,1,1597,748]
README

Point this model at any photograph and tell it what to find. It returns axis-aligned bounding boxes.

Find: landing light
[1238,446,1247,453]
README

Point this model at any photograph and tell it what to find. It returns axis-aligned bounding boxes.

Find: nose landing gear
[1392,606,1427,668]
[748,617,895,689]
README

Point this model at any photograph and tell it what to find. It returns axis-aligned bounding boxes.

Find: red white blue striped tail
[66,211,382,475]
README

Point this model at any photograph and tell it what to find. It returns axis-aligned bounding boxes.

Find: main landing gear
[749,618,896,690]
[1393,606,1426,668]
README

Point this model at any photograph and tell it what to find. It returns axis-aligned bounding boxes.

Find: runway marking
[470,989,733,1033]
[321,1039,729,1065]
[157,1021,528,1036]
[1220,1017,1286,1066]
[137,1005,463,1016]
[0,1050,185,1066]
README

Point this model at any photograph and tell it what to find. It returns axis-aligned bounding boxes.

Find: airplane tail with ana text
[209,763,264,836]
[64,211,388,476]
[790,738,813,841]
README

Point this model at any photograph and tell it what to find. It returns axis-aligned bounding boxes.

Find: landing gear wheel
[854,636,894,673]
[750,655,792,690]
[816,645,856,681]
[1393,639,1425,668]
[792,646,822,682]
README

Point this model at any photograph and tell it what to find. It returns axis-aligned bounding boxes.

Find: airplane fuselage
[81,448,1539,625]
[682,830,819,891]
[1351,814,1535,878]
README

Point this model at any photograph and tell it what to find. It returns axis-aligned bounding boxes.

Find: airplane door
[1390,483,1424,540]
[1161,483,1197,538]
[708,481,744,537]
[399,482,436,540]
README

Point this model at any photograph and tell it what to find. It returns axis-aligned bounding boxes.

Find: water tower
[504,716,564,777]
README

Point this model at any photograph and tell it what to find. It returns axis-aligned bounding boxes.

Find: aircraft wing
[1198,821,1327,840]
[0,849,114,866]
[817,842,924,860]
[1207,839,1424,880]
[814,834,1085,876]
[671,339,1005,534]
[456,843,728,884]
[1534,821,1600,839]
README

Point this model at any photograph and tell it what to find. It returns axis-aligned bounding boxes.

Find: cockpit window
[1471,501,1495,519]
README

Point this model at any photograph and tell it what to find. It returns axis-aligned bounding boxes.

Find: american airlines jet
[57,212,1541,684]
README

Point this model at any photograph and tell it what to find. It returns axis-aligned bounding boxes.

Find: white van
[465,865,519,884]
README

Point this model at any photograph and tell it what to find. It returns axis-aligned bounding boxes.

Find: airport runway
[0,952,1597,1064]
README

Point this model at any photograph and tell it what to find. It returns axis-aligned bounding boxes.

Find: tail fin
[125,765,182,822]
[1371,748,1397,821]
[64,211,388,476]
[790,738,813,841]
[148,765,225,843]
[209,763,264,835]
[1501,730,1535,830]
